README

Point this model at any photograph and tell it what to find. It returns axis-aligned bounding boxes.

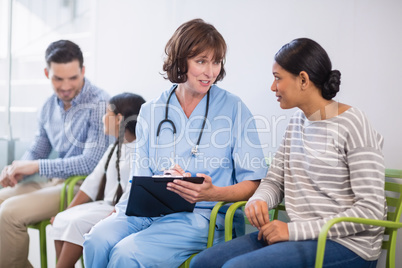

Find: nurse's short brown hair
[163,18,227,84]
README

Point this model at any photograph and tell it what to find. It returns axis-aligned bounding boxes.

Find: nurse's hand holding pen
[165,164,216,204]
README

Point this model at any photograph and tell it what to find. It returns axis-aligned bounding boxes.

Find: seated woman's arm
[66,190,91,209]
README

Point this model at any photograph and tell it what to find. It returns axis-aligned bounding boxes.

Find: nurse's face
[270,62,302,109]
[182,50,222,97]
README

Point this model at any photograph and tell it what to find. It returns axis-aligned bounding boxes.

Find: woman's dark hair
[275,38,341,100]
[163,18,227,84]
[96,92,146,205]
[45,40,84,68]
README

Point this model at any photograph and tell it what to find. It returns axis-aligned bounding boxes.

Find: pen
[169,158,175,169]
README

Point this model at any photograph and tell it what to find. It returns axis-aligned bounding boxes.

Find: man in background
[0,40,110,268]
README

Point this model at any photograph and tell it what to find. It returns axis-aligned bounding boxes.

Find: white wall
[89,1,402,267]
[92,0,402,169]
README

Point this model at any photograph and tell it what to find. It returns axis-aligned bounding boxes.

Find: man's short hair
[45,40,84,68]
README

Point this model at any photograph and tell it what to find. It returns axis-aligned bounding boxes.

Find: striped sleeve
[248,127,287,209]
[250,107,385,260]
[288,109,385,248]
[287,146,385,241]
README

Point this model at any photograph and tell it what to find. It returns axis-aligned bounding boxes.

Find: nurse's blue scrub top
[124,84,268,209]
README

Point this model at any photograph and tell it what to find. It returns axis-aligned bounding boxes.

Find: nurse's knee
[83,226,102,250]
[83,220,118,253]
[109,240,140,266]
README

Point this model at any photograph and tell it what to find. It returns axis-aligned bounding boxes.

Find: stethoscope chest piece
[191,145,198,156]
[156,85,210,167]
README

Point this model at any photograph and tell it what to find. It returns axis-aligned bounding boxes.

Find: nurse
[83,18,268,268]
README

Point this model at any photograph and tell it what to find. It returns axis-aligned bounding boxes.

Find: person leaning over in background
[190,38,385,268]
[0,40,110,268]
[51,92,145,268]
[82,18,268,268]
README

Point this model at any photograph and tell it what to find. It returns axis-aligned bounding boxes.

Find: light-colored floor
[28,226,83,268]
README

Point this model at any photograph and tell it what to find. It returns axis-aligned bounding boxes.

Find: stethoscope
[156,85,210,165]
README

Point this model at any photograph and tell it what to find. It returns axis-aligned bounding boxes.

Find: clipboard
[125,176,204,217]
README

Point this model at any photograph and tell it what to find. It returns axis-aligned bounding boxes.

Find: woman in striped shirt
[190,38,385,268]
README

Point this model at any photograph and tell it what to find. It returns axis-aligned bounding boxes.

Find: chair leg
[179,253,197,268]
[38,220,50,268]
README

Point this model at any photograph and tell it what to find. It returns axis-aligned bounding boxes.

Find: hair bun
[322,70,341,100]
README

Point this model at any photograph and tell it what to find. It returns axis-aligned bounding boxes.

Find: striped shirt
[249,107,385,261]
[21,78,111,179]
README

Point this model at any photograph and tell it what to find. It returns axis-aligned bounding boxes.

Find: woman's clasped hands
[245,199,289,245]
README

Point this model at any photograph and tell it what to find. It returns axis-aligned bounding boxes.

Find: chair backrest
[59,175,87,211]
[383,169,402,256]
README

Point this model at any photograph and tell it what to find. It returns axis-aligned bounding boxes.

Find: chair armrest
[315,217,402,268]
[206,201,229,248]
[67,175,87,204]
[224,201,285,241]
[179,202,230,268]
[59,175,87,212]
[59,177,73,212]
[386,169,402,178]
[224,201,248,241]
[273,203,286,220]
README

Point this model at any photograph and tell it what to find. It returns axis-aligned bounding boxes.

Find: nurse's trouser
[83,207,228,268]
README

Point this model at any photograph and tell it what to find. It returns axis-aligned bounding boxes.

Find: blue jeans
[83,201,228,268]
[190,231,378,268]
